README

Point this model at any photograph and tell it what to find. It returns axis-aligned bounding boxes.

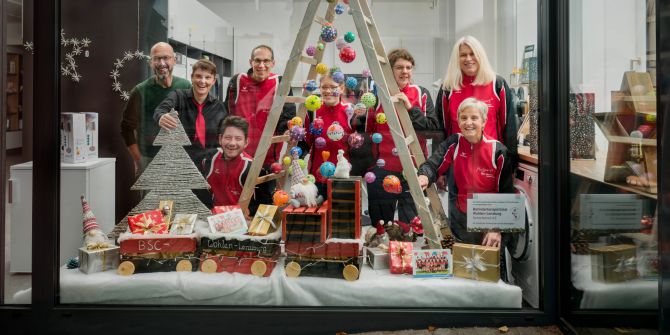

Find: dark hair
[192,59,217,76]
[387,48,415,68]
[218,115,249,137]
[250,44,274,60]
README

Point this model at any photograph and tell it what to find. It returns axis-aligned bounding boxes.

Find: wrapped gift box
[170,214,196,235]
[128,209,167,235]
[249,204,281,236]
[78,245,120,274]
[453,243,500,282]
[365,246,389,270]
[590,244,638,283]
[389,241,413,274]
[208,208,247,234]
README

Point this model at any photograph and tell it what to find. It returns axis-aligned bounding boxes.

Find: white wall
[168,0,234,59]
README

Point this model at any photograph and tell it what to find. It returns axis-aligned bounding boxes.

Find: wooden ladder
[238,0,448,248]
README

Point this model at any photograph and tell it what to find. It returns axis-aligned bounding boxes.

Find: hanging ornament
[297,159,307,170]
[336,37,347,50]
[392,147,399,156]
[364,172,376,184]
[327,122,345,141]
[321,25,338,43]
[304,79,318,92]
[335,3,346,14]
[270,162,283,174]
[345,77,358,90]
[320,162,336,178]
[273,190,290,206]
[354,102,367,112]
[362,69,372,78]
[283,156,292,166]
[344,32,356,43]
[372,132,383,144]
[315,137,327,149]
[317,42,325,51]
[383,175,402,194]
[361,92,377,108]
[332,71,345,84]
[290,116,303,127]
[343,0,350,4]
[290,125,306,141]
[321,150,331,161]
[347,132,365,149]
[290,146,303,157]
[376,159,386,168]
[339,46,356,63]
[316,63,329,75]
[345,105,354,118]
[305,95,322,111]
[306,45,317,56]
[376,113,387,124]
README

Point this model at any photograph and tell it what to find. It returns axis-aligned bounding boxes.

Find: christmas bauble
[361,92,377,108]
[317,42,325,51]
[305,95,322,111]
[305,45,316,57]
[344,31,356,43]
[320,162,336,178]
[289,125,306,141]
[336,38,347,50]
[306,174,316,184]
[316,63,328,75]
[345,105,354,118]
[339,46,356,63]
[364,172,376,183]
[362,68,371,78]
[345,77,358,90]
[347,132,365,149]
[376,112,387,124]
[321,150,331,161]
[335,3,345,14]
[283,156,292,166]
[305,79,318,92]
[270,162,283,174]
[646,114,656,123]
[327,122,345,141]
[392,147,399,156]
[372,132,383,144]
[343,0,350,3]
[376,159,386,168]
[315,137,327,149]
[298,159,306,170]
[332,71,345,83]
[321,25,338,43]
[289,116,303,128]
[383,175,402,194]
[354,102,367,112]
[273,190,290,206]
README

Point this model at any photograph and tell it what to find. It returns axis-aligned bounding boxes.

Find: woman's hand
[418,175,429,190]
[436,175,447,191]
[392,92,412,109]
[482,231,501,248]
[158,113,178,130]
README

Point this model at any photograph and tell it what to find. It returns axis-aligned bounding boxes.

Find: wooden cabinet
[6,52,22,131]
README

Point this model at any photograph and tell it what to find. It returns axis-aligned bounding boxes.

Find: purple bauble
[315,137,327,149]
[336,38,347,50]
[364,172,376,183]
[332,71,345,83]
[362,69,371,78]
[290,125,306,141]
[347,132,365,149]
[305,45,316,57]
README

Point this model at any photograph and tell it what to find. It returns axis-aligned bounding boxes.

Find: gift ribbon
[172,216,193,233]
[133,213,164,234]
[614,256,637,273]
[86,241,113,251]
[455,245,499,280]
[253,206,278,233]
[391,243,412,272]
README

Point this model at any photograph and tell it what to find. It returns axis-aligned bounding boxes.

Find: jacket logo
[476,167,495,179]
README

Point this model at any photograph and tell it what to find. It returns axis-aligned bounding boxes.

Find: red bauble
[270,162,283,174]
[339,46,356,63]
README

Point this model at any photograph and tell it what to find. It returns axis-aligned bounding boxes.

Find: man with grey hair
[121,42,192,175]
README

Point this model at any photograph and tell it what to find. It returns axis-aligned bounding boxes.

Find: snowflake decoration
[23,41,34,54]
[81,38,91,48]
[72,46,83,56]
[59,29,91,83]
[111,50,149,101]
[71,73,81,82]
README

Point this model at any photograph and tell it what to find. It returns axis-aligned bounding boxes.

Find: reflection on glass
[569,0,658,311]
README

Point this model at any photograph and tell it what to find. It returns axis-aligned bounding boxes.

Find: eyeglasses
[393,65,413,71]
[252,58,273,66]
[151,55,173,63]
[320,86,340,92]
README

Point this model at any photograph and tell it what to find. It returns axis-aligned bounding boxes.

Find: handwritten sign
[467,193,525,232]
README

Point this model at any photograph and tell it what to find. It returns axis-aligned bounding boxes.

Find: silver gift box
[78,246,120,274]
[365,247,389,270]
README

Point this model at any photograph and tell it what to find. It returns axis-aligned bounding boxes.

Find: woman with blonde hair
[435,36,517,190]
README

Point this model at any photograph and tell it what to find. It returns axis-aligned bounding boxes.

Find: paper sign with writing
[207,209,248,234]
[580,194,642,230]
[467,193,525,232]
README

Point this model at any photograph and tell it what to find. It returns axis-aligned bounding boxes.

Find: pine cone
[441,235,455,249]
[66,257,80,269]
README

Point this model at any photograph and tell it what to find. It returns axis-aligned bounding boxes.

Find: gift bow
[86,241,113,251]
[134,213,163,234]
[255,206,278,230]
[614,256,637,273]
[172,216,192,232]
[457,246,499,280]
[392,243,412,269]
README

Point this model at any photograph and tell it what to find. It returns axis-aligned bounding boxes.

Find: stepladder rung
[284,96,306,104]
[300,55,317,65]
[363,15,372,25]
[271,134,290,144]
[256,171,286,185]
[376,54,387,64]
[404,135,415,146]
[314,16,327,25]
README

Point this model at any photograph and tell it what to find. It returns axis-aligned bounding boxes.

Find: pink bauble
[289,125,306,141]
[315,137,327,149]
[339,46,356,63]
[336,38,347,50]
[305,45,316,56]
[347,132,365,149]
[362,69,371,78]
[364,172,376,183]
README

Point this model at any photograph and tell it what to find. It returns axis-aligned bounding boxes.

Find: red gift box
[128,210,167,235]
[212,205,241,215]
[389,241,413,274]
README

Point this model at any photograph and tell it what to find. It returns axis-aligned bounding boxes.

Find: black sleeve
[407,86,442,131]
[120,87,141,146]
[417,134,459,185]
[277,76,296,134]
[498,76,519,170]
[497,144,515,194]
[153,90,180,122]
[435,87,449,136]
[224,74,238,116]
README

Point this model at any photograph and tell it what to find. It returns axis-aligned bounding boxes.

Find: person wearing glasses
[224,45,297,209]
[364,48,441,230]
[120,42,191,176]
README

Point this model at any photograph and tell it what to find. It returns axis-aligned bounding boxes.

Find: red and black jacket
[205,149,252,206]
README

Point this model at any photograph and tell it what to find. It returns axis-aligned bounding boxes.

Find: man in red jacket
[224,45,296,208]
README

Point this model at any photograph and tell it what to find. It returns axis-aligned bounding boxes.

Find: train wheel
[201,259,218,273]
[250,260,268,277]
[176,260,193,272]
[343,264,359,281]
[118,261,135,276]
[285,261,301,277]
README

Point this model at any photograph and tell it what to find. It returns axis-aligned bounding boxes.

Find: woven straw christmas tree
[110,110,210,240]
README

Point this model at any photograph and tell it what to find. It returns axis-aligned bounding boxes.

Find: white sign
[467,193,526,231]
[580,194,642,230]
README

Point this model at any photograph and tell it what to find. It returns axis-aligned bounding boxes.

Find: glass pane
[53,0,540,311]
[569,0,658,311]
[4,0,32,305]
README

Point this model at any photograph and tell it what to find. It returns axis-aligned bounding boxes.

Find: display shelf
[570,157,656,200]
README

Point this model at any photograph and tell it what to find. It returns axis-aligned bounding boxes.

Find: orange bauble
[382,175,402,194]
[273,190,290,206]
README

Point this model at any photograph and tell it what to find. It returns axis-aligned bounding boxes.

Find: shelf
[570,158,656,199]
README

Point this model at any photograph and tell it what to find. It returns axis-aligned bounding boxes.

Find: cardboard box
[453,243,500,282]
[83,112,99,159]
[78,246,120,274]
[365,247,389,270]
[60,113,87,163]
[590,244,638,282]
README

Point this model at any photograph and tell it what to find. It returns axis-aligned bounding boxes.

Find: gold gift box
[452,243,500,282]
[248,204,281,236]
[590,244,638,283]
[78,245,120,274]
